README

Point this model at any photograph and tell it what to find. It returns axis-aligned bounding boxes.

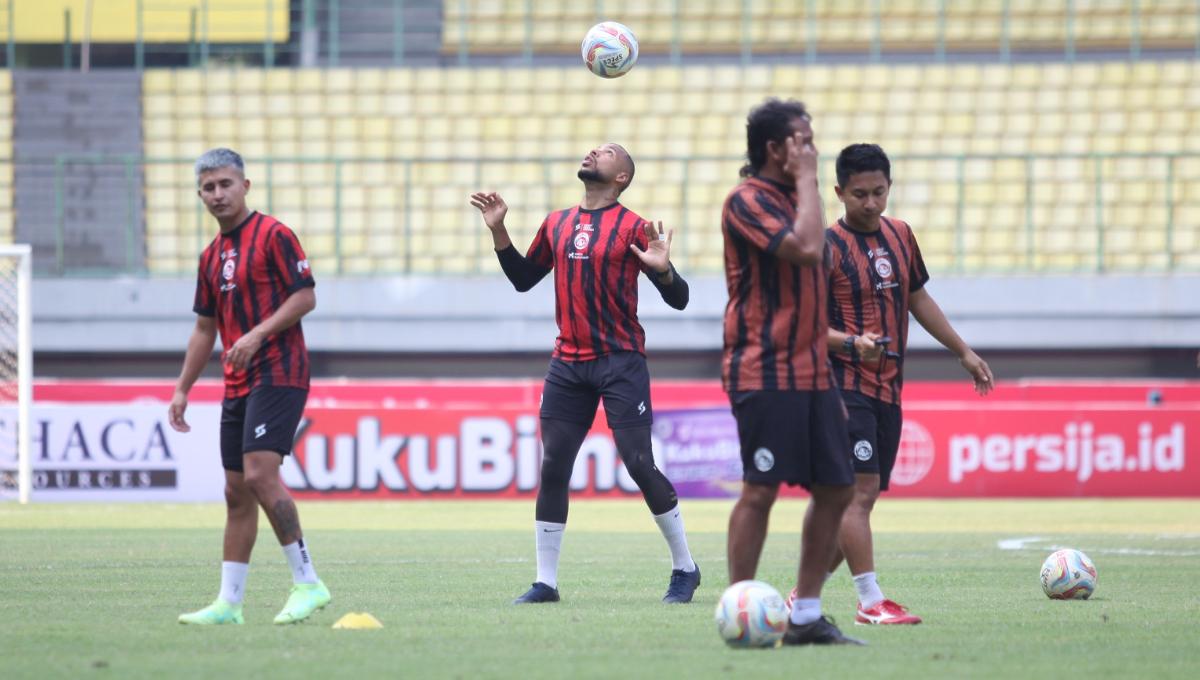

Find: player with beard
[469,143,701,605]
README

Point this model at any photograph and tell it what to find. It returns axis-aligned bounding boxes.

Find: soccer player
[171,148,331,625]
[469,142,701,605]
[818,143,993,625]
[721,99,863,645]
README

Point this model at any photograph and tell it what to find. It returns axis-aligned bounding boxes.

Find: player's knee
[620,449,657,482]
[853,477,881,509]
[539,456,573,489]
[241,468,277,499]
[740,482,779,511]
[224,482,253,510]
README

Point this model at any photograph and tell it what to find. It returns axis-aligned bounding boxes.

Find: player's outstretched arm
[631,220,689,310]
[225,287,316,371]
[910,287,994,396]
[470,191,551,292]
[169,315,218,433]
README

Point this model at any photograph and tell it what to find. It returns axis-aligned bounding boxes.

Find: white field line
[997,536,1200,557]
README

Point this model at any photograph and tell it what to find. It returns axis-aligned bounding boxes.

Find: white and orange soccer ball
[714,580,789,648]
[1040,548,1098,600]
[581,21,639,78]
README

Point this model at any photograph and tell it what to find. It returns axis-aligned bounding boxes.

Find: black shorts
[842,390,903,490]
[220,386,308,472]
[729,389,854,489]
[540,352,652,430]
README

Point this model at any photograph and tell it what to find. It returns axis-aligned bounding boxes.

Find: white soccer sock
[790,597,822,625]
[219,561,249,605]
[535,521,565,589]
[282,538,319,585]
[652,506,697,572]
[853,571,885,608]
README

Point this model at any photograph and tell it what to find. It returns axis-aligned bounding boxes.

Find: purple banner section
[653,408,743,498]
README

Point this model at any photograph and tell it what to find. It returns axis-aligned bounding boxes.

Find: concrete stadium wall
[35,273,1200,358]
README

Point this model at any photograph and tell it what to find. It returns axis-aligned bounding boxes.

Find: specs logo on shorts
[637,401,646,415]
[255,423,268,439]
[753,447,775,472]
[854,440,874,461]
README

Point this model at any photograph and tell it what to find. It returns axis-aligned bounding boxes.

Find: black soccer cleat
[662,564,701,603]
[782,616,867,646]
[513,582,560,604]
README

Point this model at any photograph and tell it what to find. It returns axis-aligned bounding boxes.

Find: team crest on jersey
[873,257,893,279]
[222,258,236,281]
[573,231,591,250]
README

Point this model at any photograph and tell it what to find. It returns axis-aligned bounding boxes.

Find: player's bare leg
[179,471,258,625]
[726,481,779,583]
[224,471,258,563]
[782,482,864,645]
[243,451,330,624]
[830,473,920,625]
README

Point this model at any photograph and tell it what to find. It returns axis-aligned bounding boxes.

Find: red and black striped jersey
[525,202,652,362]
[721,176,832,392]
[826,216,930,405]
[193,211,315,398]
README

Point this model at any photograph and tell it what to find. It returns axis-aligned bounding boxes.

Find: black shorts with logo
[220,386,308,472]
[841,390,903,490]
[540,351,652,430]
[729,389,854,489]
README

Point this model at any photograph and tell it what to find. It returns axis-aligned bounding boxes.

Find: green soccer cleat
[178,599,244,625]
[273,580,331,625]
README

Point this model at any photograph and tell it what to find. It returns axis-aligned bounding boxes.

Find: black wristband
[843,335,858,357]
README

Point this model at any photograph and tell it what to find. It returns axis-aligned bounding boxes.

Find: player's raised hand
[168,389,190,433]
[783,132,819,181]
[469,192,508,231]
[960,350,994,396]
[224,329,264,372]
[629,220,672,275]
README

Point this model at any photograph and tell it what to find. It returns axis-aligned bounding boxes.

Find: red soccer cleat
[855,599,922,625]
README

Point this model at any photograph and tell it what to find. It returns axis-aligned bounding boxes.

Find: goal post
[0,245,32,504]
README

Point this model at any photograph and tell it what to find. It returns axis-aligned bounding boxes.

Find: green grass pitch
[2,499,1198,679]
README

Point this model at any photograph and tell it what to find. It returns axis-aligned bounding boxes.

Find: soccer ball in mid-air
[714,580,789,648]
[1040,548,1098,600]
[581,21,639,78]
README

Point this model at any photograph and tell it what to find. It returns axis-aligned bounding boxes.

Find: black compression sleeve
[496,244,551,292]
[650,263,689,310]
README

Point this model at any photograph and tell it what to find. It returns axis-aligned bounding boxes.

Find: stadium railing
[2,0,1199,70]
[13,150,1198,277]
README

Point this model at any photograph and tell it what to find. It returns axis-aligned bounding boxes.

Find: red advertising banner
[25,380,1200,500]
[886,406,1196,497]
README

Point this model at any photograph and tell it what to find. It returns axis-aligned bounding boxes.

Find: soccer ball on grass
[1040,548,1098,600]
[714,580,789,648]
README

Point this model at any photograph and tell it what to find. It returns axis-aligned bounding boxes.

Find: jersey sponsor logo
[753,447,775,472]
[854,439,874,461]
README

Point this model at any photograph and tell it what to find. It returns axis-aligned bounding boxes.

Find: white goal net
[0,245,31,503]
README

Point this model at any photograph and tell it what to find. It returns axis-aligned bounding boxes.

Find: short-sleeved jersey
[721,176,832,393]
[826,216,930,405]
[193,211,316,398]
[525,202,652,362]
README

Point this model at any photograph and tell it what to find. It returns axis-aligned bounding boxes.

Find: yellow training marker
[332,612,383,630]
